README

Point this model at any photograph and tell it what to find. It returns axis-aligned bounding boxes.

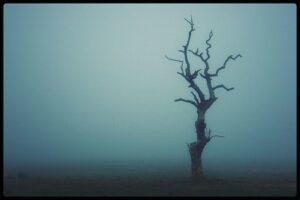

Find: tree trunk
[188,140,207,180]
[188,110,209,180]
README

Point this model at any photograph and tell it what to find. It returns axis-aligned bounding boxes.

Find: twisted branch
[167,17,242,108]
[212,84,234,91]
[180,16,205,102]
[188,49,206,63]
[209,54,242,77]
[188,31,215,99]
[174,98,198,108]
[204,31,213,61]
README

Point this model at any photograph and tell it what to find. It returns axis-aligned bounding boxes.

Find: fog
[4,4,296,180]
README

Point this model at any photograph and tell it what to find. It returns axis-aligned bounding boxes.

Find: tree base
[188,140,207,180]
[189,174,207,183]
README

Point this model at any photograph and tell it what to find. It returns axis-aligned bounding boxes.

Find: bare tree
[166,16,242,180]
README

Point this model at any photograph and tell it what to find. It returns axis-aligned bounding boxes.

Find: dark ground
[3,162,297,197]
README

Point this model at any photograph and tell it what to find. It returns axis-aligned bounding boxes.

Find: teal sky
[4,4,296,173]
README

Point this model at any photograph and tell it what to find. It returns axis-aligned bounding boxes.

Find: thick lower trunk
[188,111,209,180]
[189,141,206,179]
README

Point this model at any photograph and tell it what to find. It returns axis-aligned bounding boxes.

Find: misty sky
[4,4,296,172]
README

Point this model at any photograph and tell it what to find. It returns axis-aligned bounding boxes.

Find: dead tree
[166,16,242,180]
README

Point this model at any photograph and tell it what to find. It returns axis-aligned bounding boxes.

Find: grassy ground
[4,172,296,197]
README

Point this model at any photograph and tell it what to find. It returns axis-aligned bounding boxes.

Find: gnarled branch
[184,15,193,26]
[188,31,215,99]
[174,98,198,108]
[177,72,186,80]
[199,73,207,79]
[165,55,186,80]
[212,84,234,91]
[205,128,224,140]
[190,91,200,105]
[190,69,201,79]
[179,16,206,102]
[209,54,242,77]
[204,31,213,61]
[188,31,213,63]
[182,16,195,76]
[188,83,205,102]
[188,49,206,63]
[165,55,183,66]
[168,17,242,107]
[210,135,224,139]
